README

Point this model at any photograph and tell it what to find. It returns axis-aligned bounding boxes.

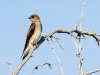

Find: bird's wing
[41,23,42,32]
[22,23,35,57]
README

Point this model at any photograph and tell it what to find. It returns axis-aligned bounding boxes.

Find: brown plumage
[22,14,42,60]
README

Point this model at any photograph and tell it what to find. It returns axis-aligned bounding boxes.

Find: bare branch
[13,44,37,75]
[73,37,84,75]
[44,28,100,46]
[30,63,60,75]
[80,2,86,31]
[55,38,64,50]
[51,64,61,75]
[5,60,13,75]
[19,23,30,26]
[51,36,64,50]
[84,69,100,75]
[72,37,78,49]
[47,39,64,75]
[50,36,60,40]
[30,64,44,75]
[74,22,80,29]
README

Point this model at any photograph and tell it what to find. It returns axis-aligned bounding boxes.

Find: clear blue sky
[0,0,100,75]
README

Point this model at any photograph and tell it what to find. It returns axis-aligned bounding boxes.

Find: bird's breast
[29,24,42,45]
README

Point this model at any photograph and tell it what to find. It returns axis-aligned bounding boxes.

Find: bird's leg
[28,43,34,58]
[32,43,38,48]
[29,43,37,58]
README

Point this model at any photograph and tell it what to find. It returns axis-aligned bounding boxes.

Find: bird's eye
[32,16,34,18]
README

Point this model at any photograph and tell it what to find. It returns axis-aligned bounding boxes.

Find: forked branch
[5,60,13,75]
[30,63,60,75]
[47,39,64,75]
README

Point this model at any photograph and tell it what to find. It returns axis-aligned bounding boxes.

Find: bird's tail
[21,49,29,60]
[21,50,25,60]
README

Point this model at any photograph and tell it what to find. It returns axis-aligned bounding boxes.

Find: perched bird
[22,14,42,60]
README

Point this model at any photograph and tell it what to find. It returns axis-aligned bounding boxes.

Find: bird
[22,14,42,60]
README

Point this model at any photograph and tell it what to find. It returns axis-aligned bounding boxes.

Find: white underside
[29,29,41,44]
[29,22,41,45]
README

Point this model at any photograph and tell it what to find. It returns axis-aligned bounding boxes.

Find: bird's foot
[30,55,36,58]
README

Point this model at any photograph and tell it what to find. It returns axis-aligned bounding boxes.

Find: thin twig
[5,60,13,75]
[47,39,64,75]
[19,23,30,26]
[80,2,86,31]
[56,38,64,50]
[72,38,84,75]
[76,3,85,74]
[72,37,78,49]
[51,36,64,50]
[84,69,100,75]
[74,22,80,29]
[78,43,84,75]
[30,63,60,75]
[51,64,60,75]
[30,64,44,75]
[51,36,60,40]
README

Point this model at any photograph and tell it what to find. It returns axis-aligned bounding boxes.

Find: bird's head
[28,14,40,23]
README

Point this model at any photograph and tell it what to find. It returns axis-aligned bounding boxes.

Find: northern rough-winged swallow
[22,14,42,60]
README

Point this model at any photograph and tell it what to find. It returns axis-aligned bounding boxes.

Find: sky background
[0,0,100,75]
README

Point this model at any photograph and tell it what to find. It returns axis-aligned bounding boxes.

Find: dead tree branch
[45,28,100,46]
[84,69,100,75]
[13,44,38,75]
[80,2,86,31]
[72,2,100,75]
[5,60,13,75]
[30,63,60,75]
[19,23,30,26]
[47,39,64,75]
[73,38,84,75]
[50,36,64,50]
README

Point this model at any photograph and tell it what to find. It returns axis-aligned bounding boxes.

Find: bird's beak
[28,17,30,19]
